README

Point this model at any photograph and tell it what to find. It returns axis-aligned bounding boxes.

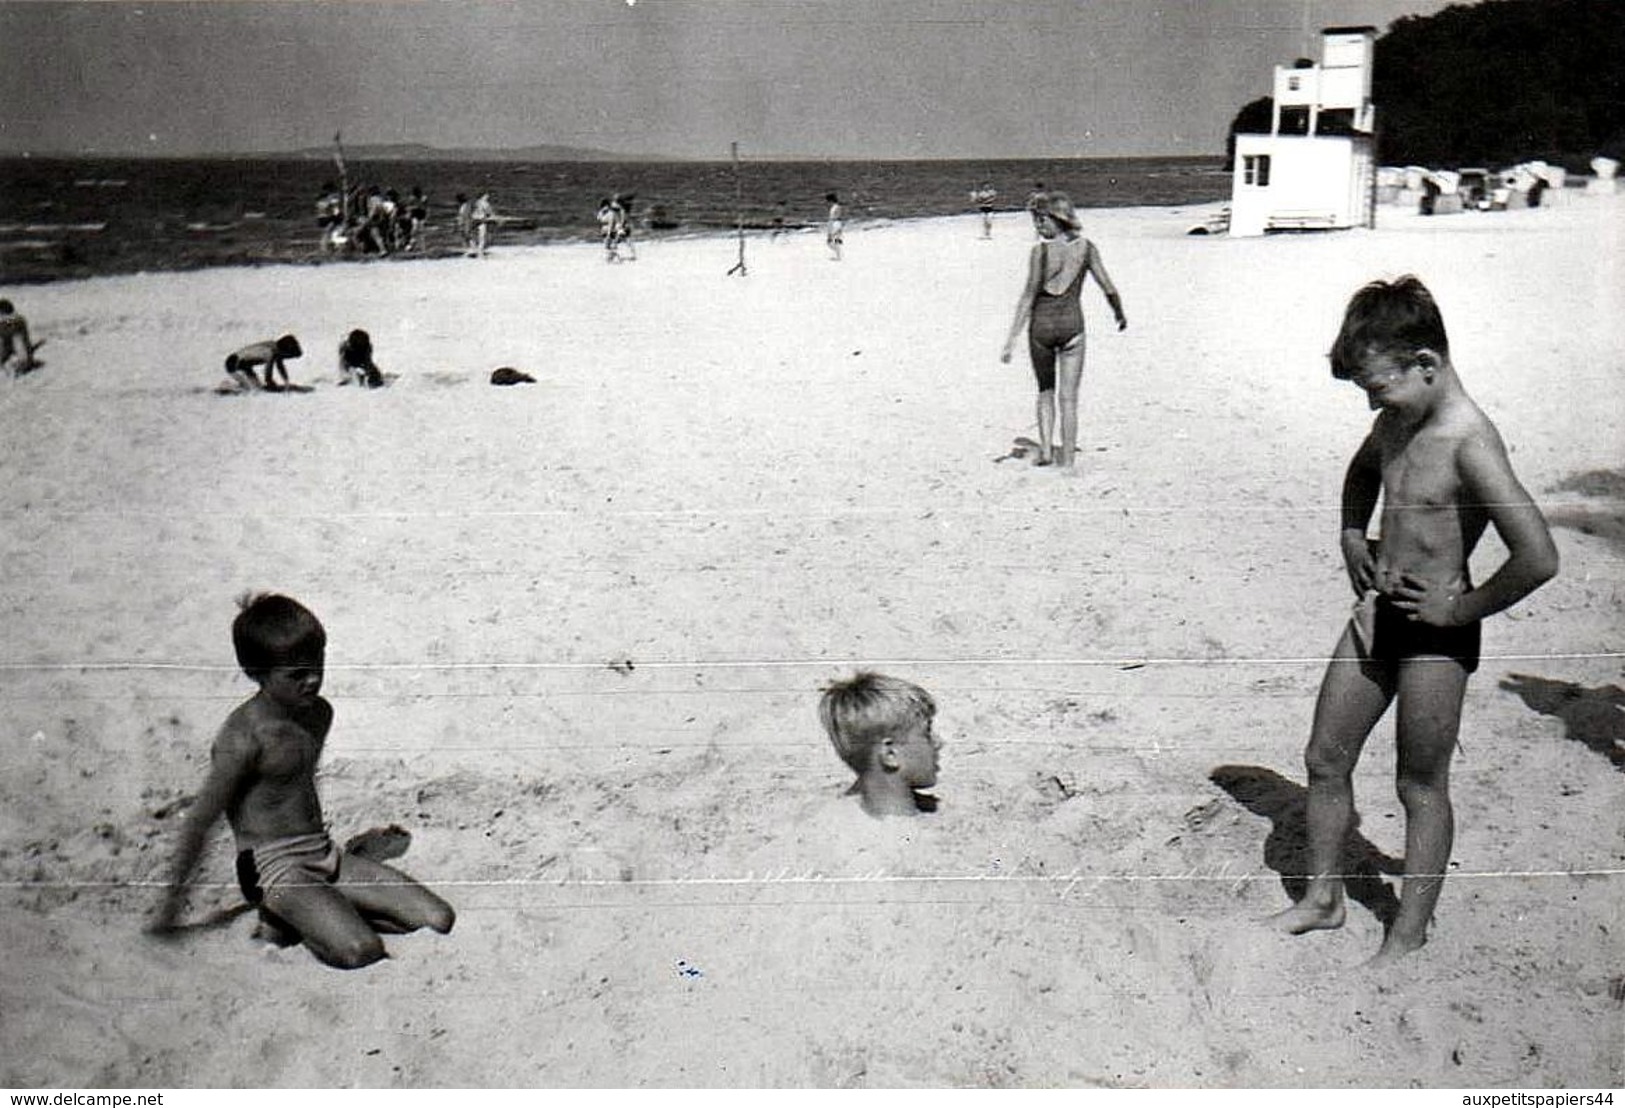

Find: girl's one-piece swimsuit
[1028,240,1087,390]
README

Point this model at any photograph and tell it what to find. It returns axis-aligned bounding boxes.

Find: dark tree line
[1227,0,1625,170]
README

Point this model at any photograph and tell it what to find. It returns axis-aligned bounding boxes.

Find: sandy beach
[1,191,1621,1088]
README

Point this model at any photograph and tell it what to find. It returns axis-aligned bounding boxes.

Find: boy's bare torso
[1371,398,1493,598]
[218,695,333,849]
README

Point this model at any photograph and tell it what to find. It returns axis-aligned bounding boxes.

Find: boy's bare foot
[1266,899,1346,934]
[1364,932,1425,968]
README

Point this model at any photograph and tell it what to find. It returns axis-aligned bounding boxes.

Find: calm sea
[0,155,1228,283]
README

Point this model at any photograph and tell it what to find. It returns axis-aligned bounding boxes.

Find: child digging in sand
[338,328,385,388]
[819,672,941,817]
[1269,276,1557,966]
[224,335,302,391]
[149,594,454,968]
[1,299,41,376]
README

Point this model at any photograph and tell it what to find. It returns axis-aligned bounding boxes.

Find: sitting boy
[0,299,40,376]
[224,335,302,391]
[338,329,385,388]
[1269,276,1558,965]
[149,593,454,968]
[818,672,941,817]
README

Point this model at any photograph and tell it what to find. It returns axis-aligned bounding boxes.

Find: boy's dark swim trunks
[1364,596,1481,673]
[236,832,342,904]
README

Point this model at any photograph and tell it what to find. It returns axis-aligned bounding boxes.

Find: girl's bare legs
[1054,334,1087,467]
[1034,390,1056,465]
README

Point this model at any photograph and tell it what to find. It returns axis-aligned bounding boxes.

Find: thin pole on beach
[334,131,350,227]
[727,141,747,277]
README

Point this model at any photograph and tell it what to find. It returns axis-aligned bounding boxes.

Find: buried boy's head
[818,672,940,816]
[233,593,326,694]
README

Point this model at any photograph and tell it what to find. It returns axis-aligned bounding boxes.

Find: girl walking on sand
[999,192,1126,469]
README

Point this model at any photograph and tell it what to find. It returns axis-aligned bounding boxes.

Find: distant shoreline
[0,155,1230,285]
[0,152,1229,167]
[0,203,1227,287]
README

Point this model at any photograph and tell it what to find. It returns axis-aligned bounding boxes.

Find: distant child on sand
[149,594,454,968]
[1025,182,1048,237]
[471,191,496,258]
[1000,192,1126,469]
[1,299,40,376]
[1269,276,1557,966]
[971,180,998,239]
[824,192,844,261]
[818,672,941,818]
[596,198,621,261]
[338,329,384,388]
[224,335,302,391]
[455,193,474,255]
[610,194,637,262]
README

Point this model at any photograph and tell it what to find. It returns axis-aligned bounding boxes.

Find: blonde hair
[817,672,936,773]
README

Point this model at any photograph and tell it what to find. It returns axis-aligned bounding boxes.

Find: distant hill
[289,142,684,163]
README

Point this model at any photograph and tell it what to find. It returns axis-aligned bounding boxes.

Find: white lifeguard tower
[1229,26,1378,237]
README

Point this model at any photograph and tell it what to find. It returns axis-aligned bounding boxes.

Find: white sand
[2,192,1622,1087]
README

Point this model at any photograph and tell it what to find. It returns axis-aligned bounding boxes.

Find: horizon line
[0,147,1227,164]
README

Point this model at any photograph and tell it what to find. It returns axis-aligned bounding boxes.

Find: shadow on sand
[1548,468,1625,554]
[1209,764,1402,928]
[1500,673,1625,771]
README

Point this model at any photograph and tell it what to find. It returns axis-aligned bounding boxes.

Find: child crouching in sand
[224,335,302,391]
[1269,276,1557,966]
[819,672,941,817]
[338,329,385,388]
[149,593,454,968]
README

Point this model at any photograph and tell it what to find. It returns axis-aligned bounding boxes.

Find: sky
[0,0,1462,160]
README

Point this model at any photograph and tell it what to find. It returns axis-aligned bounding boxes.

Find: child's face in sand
[890,718,941,790]
[259,654,325,707]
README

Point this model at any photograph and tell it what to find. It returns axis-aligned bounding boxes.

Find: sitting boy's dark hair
[818,672,935,774]
[274,334,303,359]
[343,329,373,359]
[1329,275,1449,380]
[233,593,326,680]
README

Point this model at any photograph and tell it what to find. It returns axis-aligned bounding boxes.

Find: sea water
[0,155,1228,283]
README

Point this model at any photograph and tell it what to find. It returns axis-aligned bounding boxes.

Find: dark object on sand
[490,367,536,385]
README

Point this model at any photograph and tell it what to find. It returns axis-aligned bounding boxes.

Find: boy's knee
[424,899,455,934]
[317,932,387,970]
[1394,771,1449,807]
[1303,744,1354,782]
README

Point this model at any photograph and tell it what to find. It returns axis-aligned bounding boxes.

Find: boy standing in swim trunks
[149,594,454,968]
[825,192,844,261]
[1269,276,1557,965]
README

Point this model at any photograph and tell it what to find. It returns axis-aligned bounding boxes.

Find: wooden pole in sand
[334,131,350,227]
[727,141,747,276]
